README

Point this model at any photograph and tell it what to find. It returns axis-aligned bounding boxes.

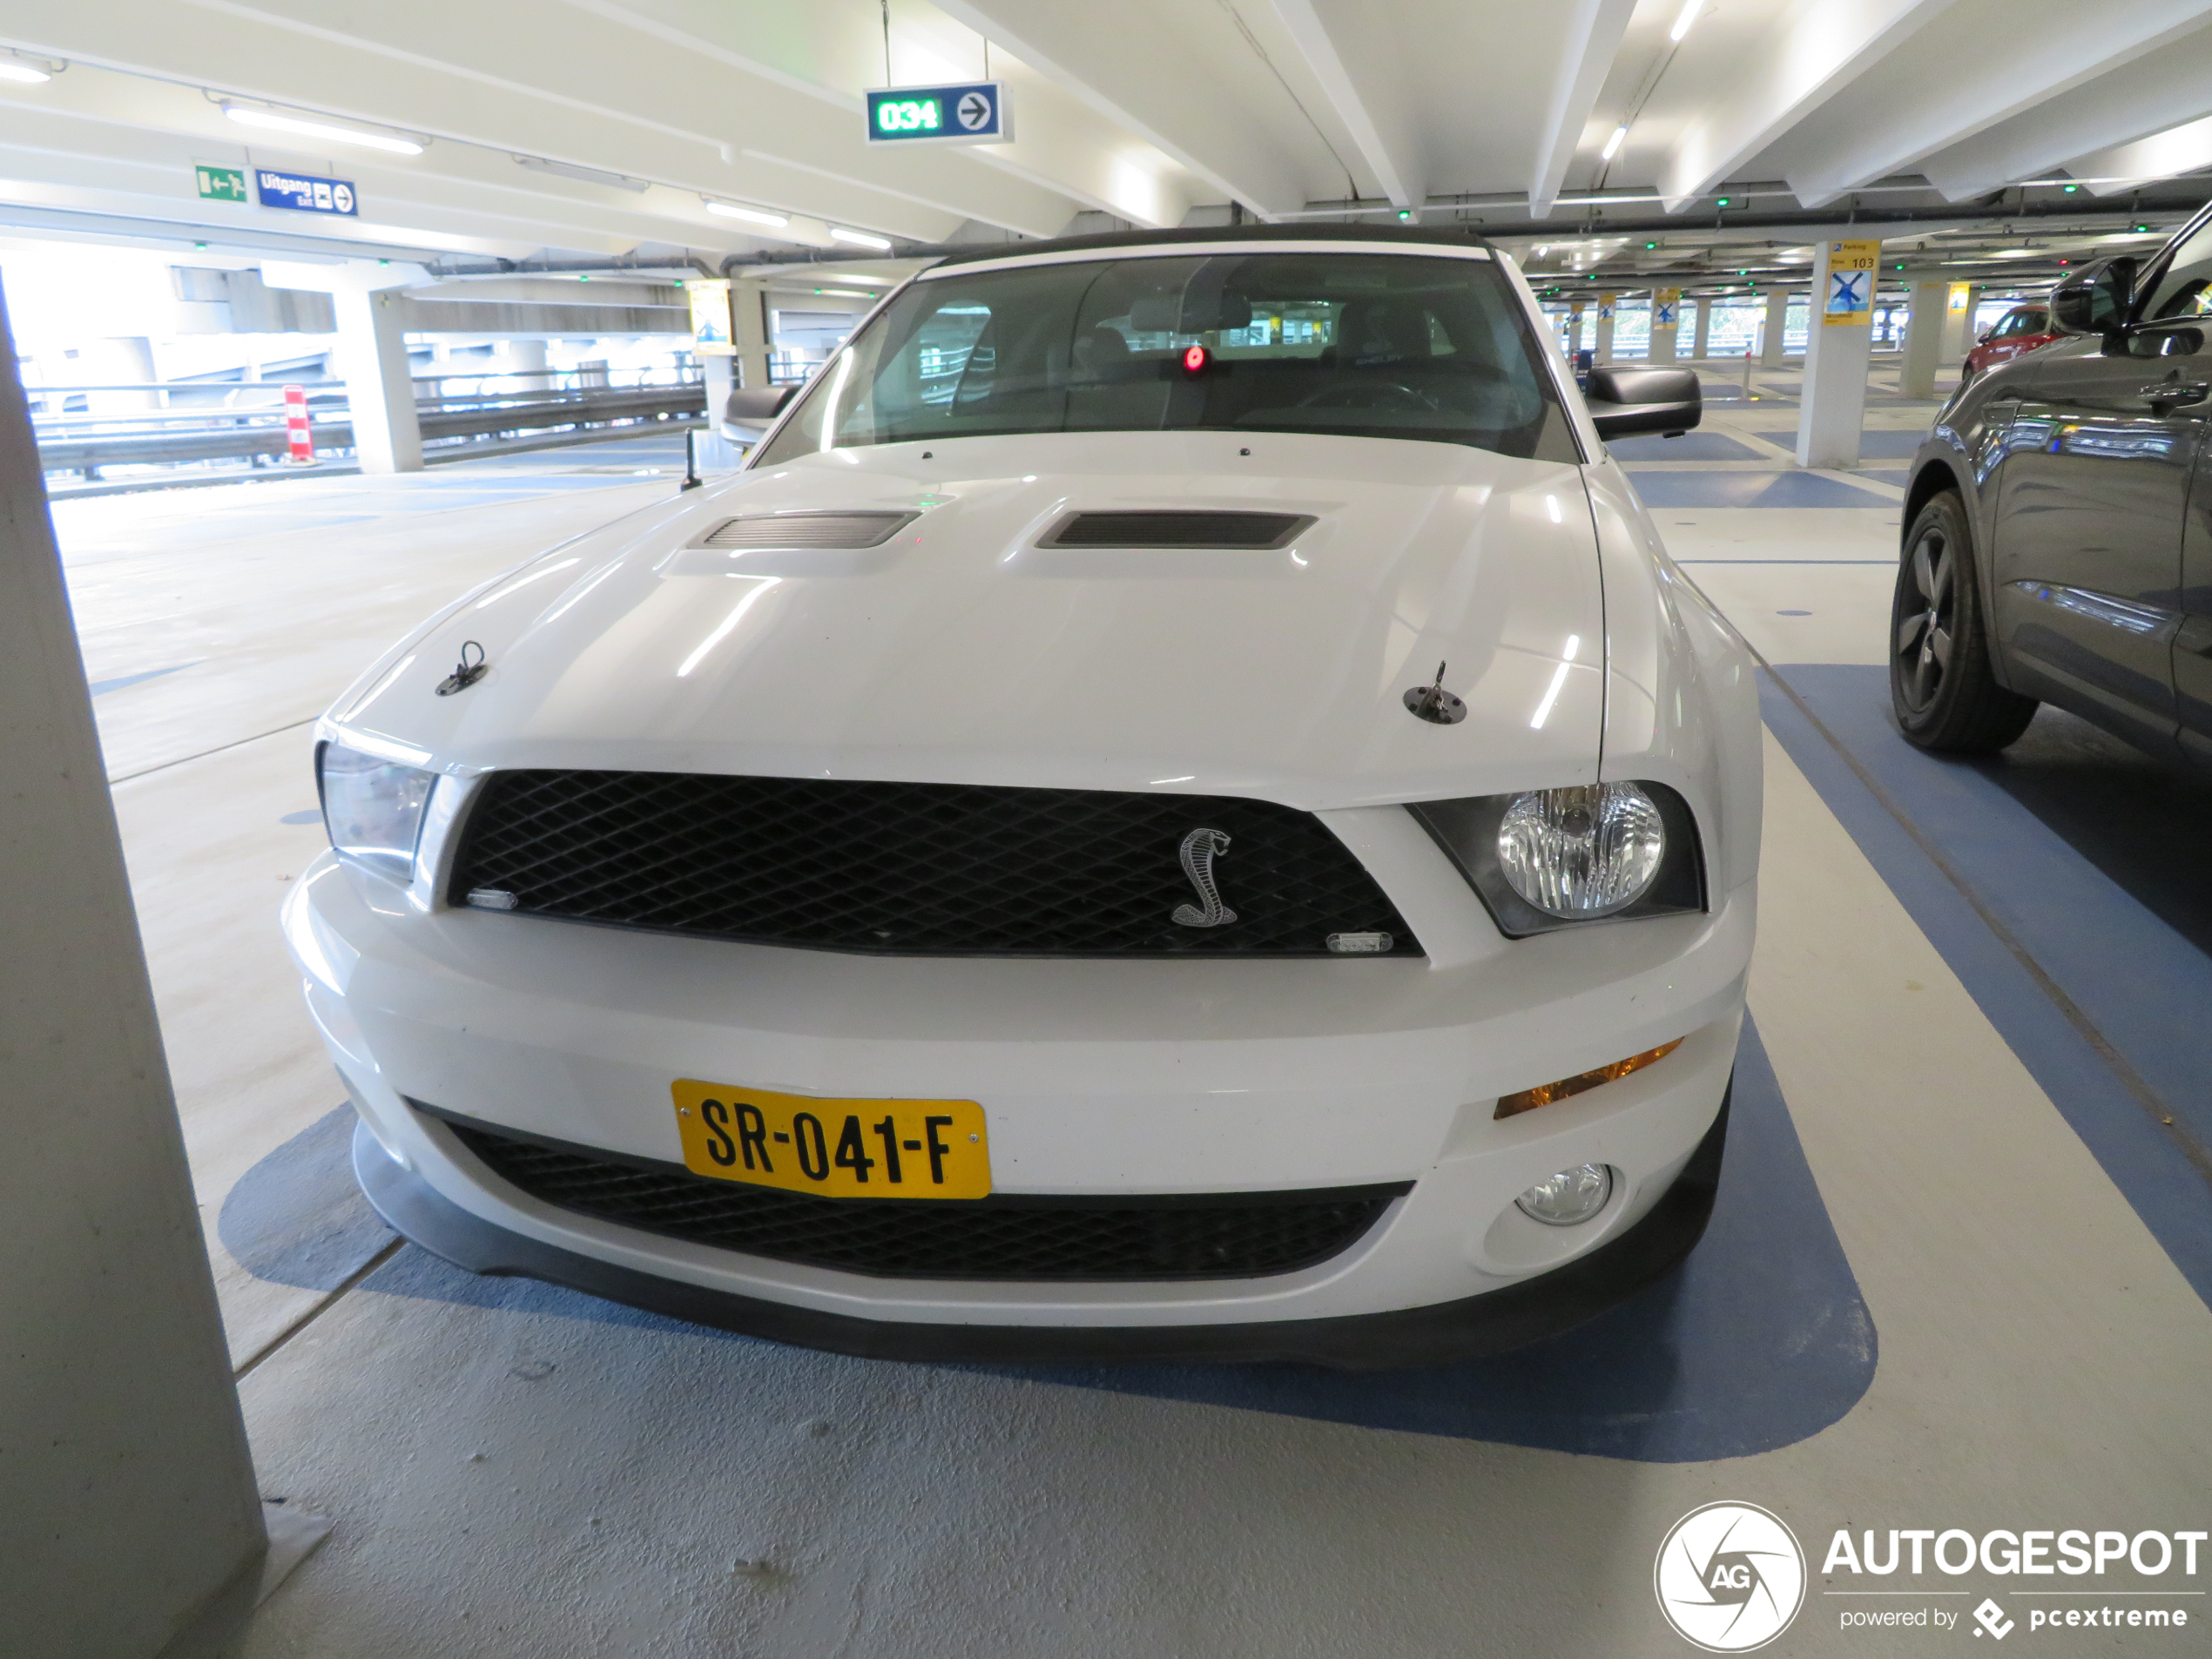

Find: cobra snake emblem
[1170,827,1238,928]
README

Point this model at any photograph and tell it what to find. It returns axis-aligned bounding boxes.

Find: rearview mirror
[722,382,799,441]
[1585,366,1701,441]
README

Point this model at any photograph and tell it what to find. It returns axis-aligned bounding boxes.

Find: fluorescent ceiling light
[516,155,649,193]
[223,105,424,155]
[1600,126,1629,162]
[830,227,894,251]
[813,288,874,299]
[830,273,895,286]
[0,60,51,84]
[1669,0,1703,42]
[705,200,790,228]
[1555,188,1659,206]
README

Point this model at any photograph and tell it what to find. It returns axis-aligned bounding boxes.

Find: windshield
[756,250,1579,465]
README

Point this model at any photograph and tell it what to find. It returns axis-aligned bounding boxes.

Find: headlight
[318,740,435,884]
[1409,781,1703,936]
[1497,783,1664,916]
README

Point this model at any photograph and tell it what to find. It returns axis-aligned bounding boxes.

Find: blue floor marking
[1608,432,1770,462]
[226,1020,1875,1460]
[1629,471,1894,509]
[1760,665,2212,1311]
[1755,429,1926,460]
[89,660,198,697]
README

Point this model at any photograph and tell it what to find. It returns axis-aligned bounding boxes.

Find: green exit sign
[195,165,247,203]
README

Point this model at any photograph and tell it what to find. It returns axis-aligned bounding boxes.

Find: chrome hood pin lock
[1404,661,1466,725]
[435,641,489,697]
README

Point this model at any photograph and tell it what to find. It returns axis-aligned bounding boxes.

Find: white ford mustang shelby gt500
[287,226,1759,1369]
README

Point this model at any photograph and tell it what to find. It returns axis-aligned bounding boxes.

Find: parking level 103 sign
[1822,239,1880,326]
[864,82,1008,145]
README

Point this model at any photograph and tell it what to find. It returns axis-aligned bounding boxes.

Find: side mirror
[1586,366,1701,441]
[2050,256,2136,337]
[722,382,798,441]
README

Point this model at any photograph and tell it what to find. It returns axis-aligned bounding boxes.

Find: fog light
[1514,1163,1612,1226]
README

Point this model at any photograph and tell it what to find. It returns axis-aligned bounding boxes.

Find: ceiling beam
[2072,113,2212,197]
[1921,24,2212,200]
[1526,0,1636,219]
[1656,0,1957,212]
[1261,0,1420,209]
[933,0,1309,216]
[1781,0,2212,206]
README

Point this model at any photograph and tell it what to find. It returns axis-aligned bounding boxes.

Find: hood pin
[435,641,489,697]
[1403,661,1466,725]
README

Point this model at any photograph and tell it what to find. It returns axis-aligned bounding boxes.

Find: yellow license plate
[671,1080,990,1199]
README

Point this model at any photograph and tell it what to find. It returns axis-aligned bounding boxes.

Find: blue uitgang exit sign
[864,82,1008,145]
[255,169,358,216]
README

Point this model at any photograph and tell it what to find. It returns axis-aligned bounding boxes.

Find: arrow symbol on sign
[957,91,992,130]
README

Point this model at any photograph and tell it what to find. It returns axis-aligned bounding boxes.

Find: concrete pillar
[1649,289,1679,363]
[1759,288,1791,367]
[1942,282,1974,361]
[331,287,421,473]
[1900,280,1947,399]
[0,279,268,1656]
[1691,296,1713,361]
[263,261,430,474]
[732,279,772,391]
[698,354,740,469]
[1593,292,1616,362]
[1797,241,1875,469]
[1567,301,1586,362]
[505,338,550,391]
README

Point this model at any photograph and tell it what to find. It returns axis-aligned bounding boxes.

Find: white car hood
[334,430,1605,808]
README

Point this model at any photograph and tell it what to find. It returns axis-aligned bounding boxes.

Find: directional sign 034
[863,82,1010,145]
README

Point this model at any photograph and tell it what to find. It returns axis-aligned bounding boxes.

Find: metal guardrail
[37,382,707,478]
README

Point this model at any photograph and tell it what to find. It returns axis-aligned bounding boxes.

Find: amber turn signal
[1494,1038,1683,1120]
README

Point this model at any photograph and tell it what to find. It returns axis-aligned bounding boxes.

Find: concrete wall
[0,277,266,1656]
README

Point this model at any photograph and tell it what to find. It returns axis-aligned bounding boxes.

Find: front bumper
[288,837,1750,1347]
[355,1089,1729,1368]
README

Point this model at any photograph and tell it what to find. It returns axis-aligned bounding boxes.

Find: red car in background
[1961,302,2058,383]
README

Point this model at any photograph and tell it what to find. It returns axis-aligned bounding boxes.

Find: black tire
[1889,489,2038,752]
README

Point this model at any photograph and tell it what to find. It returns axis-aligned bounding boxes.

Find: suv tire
[1890,489,2037,752]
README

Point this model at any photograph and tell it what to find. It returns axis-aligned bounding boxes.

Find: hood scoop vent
[695,510,919,550]
[1042,510,1315,550]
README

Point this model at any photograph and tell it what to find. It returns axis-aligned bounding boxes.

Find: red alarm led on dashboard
[1183,344,1209,373]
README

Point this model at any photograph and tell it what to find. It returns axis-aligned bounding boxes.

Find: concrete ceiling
[0,0,2208,284]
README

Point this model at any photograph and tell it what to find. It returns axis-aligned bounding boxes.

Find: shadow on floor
[1978,702,2212,958]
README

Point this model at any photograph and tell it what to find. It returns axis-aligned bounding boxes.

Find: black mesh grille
[438,1115,1406,1281]
[449,772,1420,957]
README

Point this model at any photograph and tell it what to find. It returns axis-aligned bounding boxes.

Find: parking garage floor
[69,405,2212,1655]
